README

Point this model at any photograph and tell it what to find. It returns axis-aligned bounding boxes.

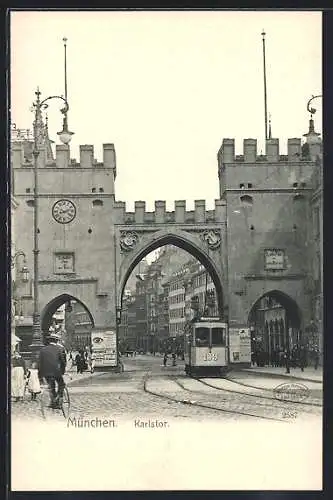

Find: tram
[184,317,229,376]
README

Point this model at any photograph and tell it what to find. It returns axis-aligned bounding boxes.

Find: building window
[92,199,103,207]
[240,194,253,205]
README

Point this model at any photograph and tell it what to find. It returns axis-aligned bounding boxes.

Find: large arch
[117,229,226,318]
[40,293,95,335]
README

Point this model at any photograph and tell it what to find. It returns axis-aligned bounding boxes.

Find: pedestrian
[172,352,176,366]
[313,346,320,370]
[299,345,306,372]
[90,352,95,373]
[284,349,290,374]
[38,332,67,409]
[11,350,27,401]
[26,361,41,401]
[163,353,168,367]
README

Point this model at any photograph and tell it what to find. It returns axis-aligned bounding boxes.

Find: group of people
[67,349,95,374]
[251,344,320,373]
[163,352,177,367]
[11,331,67,408]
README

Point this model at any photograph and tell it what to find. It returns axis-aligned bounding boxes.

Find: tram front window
[195,327,209,347]
[211,327,225,346]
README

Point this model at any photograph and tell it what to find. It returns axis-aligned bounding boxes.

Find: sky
[10,10,322,212]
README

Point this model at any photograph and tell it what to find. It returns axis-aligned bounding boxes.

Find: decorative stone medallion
[202,230,221,249]
[120,231,139,251]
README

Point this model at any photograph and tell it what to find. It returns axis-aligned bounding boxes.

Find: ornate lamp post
[30,88,74,353]
[11,250,29,281]
[307,94,322,117]
[11,250,30,346]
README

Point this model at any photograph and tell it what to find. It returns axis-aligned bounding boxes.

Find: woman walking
[11,351,26,401]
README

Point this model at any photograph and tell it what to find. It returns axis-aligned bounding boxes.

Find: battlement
[11,142,117,174]
[114,199,226,225]
[218,137,320,164]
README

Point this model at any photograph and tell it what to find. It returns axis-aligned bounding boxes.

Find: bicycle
[40,373,71,420]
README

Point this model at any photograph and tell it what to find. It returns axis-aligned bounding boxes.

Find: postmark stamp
[273,382,310,403]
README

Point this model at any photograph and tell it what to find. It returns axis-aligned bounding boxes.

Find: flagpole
[261,30,268,140]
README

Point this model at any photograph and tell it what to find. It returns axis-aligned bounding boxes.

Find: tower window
[26,200,34,207]
[293,182,298,188]
[99,188,104,193]
[239,183,245,189]
[92,199,103,207]
[26,188,31,193]
[240,194,253,205]
[92,188,96,193]
[248,183,253,188]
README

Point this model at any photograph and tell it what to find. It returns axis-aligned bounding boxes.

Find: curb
[238,368,322,384]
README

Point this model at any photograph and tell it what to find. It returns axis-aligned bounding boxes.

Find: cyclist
[38,332,67,409]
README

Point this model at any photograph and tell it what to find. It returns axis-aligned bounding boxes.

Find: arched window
[92,199,104,207]
[240,194,253,205]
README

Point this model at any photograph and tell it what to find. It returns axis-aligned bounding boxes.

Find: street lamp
[30,88,74,353]
[306,94,322,117]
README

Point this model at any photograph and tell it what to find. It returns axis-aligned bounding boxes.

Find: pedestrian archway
[40,294,95,348]
[248,290,301,362]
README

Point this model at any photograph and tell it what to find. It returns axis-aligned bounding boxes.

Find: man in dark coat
[38,332,67,408]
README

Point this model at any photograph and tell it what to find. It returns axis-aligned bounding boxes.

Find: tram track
[143,371,287,422]
[176,376,322,417]
[193,376,322,410]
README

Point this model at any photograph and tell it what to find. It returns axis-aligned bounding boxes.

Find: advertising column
[229,328,251,364]
[91,330,117,368]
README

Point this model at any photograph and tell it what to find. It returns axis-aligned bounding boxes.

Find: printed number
[204,353,218,361]
[282,410,297,419]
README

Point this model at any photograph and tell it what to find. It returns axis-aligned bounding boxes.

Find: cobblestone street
[11,355,323,491]
[11,355,323,423]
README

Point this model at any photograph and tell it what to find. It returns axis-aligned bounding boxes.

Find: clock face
[52,199,76,224]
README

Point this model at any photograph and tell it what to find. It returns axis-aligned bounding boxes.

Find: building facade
[11,112,323,363]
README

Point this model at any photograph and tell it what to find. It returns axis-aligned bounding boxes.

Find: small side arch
[40,293,95,335]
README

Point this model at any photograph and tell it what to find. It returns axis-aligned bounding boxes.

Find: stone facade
[11,118,323,363]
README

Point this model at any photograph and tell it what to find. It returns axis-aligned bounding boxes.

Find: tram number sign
[204,352,218,361]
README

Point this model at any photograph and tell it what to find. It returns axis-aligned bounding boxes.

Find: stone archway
[40,294,95,347]
[248,290,302,359]
[116,229,226,319]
